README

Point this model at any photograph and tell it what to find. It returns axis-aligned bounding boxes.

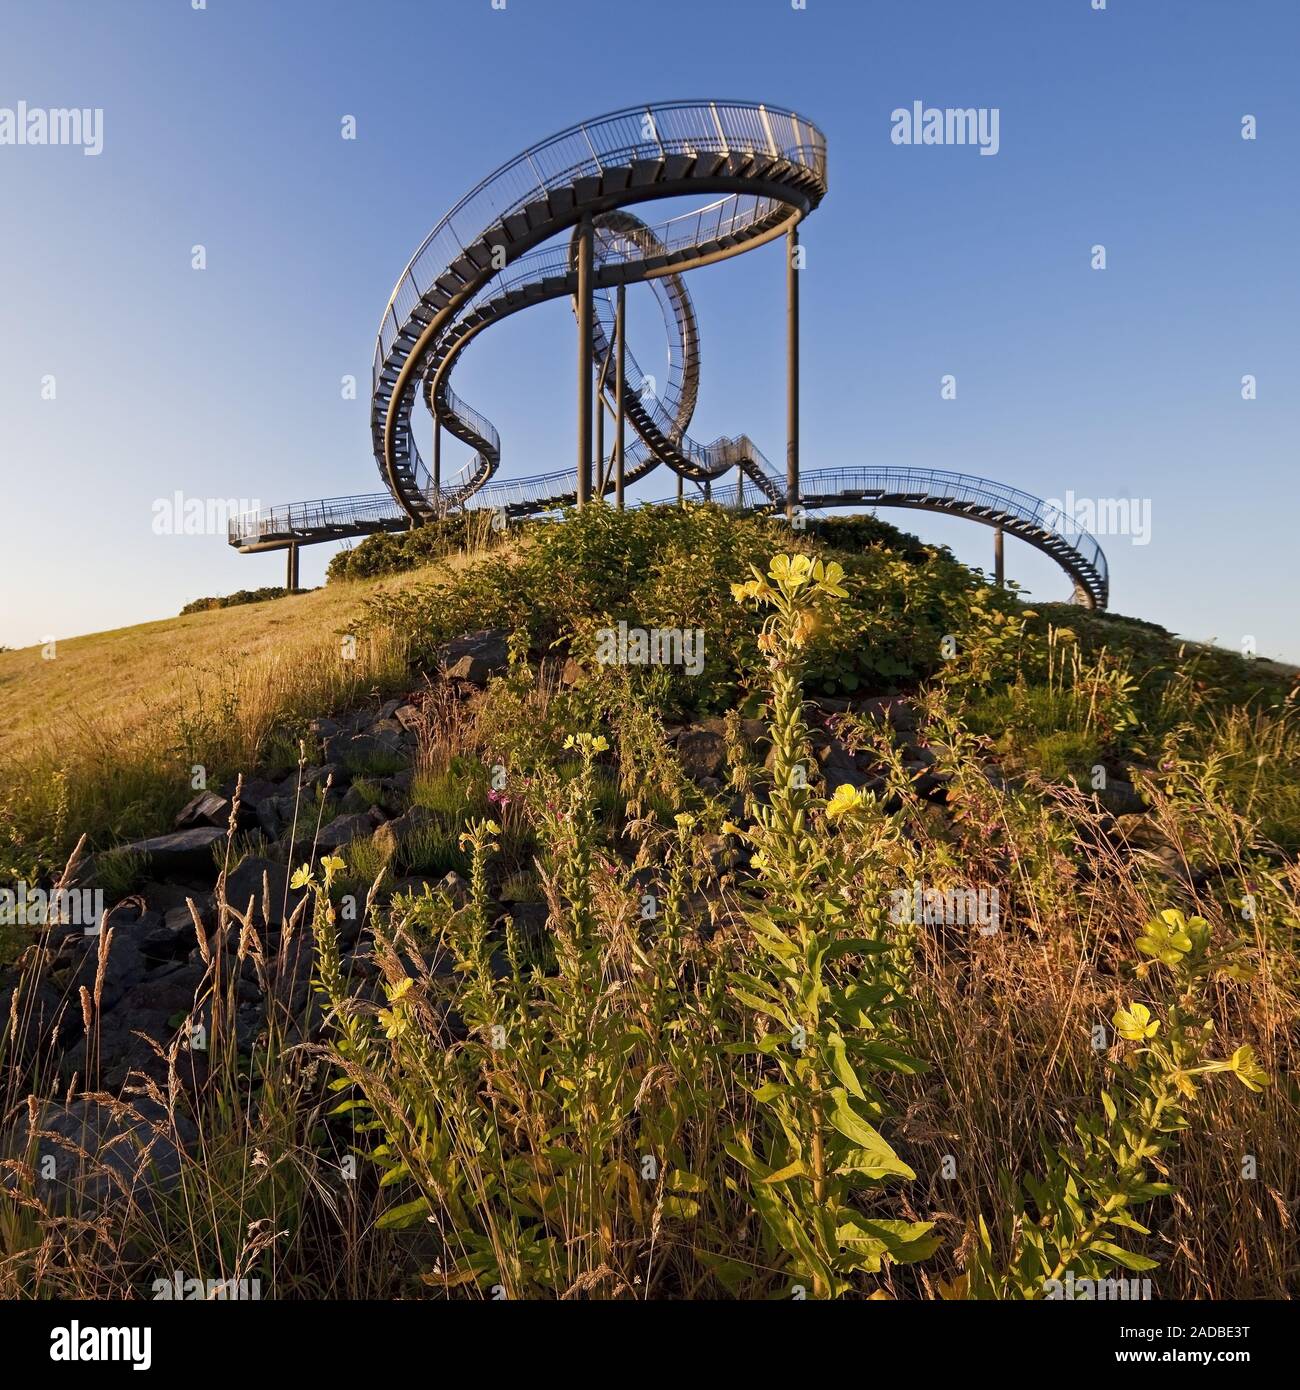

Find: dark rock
[113,827,227,881]
[981,766,1018,794]
[69,924,148,1013]
[255,794,288,838]
[140,907,202,966]
[1094,778,1148,817]
[329,731,404,767]
[316,813,377,854]
[143,882,211,918]
[700,833,747,874]
[393,704,423,733]
[506,901,549,948]
[439,629,509,685]
[64,1007,179,1091]
[0,976,74,1067]
[858,697,917,732]
[372,805,436,858]
[224,857,306,929]
[309,716,343,742]
[6,1097,195,1217]
[389,875,441,899]
[906,765,951,802]
[677,729,725,781]
[343,946,381,983]
[436,871,470,907]
[822,758,877,794]
[236,777,284,806]
[121,962,208,1016]
[175,791,231,830]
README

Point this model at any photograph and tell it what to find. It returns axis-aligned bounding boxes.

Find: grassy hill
[0,555,495,887]
[1,504,1296,1301]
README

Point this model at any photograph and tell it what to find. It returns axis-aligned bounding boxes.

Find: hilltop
[1,504,1295,1301]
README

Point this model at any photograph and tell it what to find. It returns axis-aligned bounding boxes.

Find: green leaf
[1092,1241,1160,1272]
[731,990,792,1027]
[751,1080,787,1104]
[667,1169,706,1194]
[839,1214,941,1265]
[376,1196,431,1230]
[759,1158,808,1186]
[828,1089,915,1180]
[825,1031,865,1099]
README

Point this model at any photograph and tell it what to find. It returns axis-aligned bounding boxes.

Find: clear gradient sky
[1,0,1296,659]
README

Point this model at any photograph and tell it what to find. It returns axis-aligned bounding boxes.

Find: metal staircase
[227,99,1109,609]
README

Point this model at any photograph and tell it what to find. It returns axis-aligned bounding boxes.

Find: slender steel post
[994,526,1005,588]
[594,365,604,494]
[676,470,683,504]
[614,283,626,510]
[736,463,745,509]
[576,214,594,508]
[786,225,800,521]
[432,414,441,514]
[286,542,299,592]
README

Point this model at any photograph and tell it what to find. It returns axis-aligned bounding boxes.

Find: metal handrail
[237,102,1106,607]
[798,466,1107,584]
[370,100,826,521]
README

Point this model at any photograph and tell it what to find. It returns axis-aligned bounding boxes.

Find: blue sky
[1,0,1296,660]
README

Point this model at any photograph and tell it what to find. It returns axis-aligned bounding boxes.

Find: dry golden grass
[0,550,505,883]
[0,570,437,764]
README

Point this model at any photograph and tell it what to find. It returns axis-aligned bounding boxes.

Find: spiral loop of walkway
[228,100,1109,609]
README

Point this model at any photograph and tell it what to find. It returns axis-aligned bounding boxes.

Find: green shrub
[180,586,302,615]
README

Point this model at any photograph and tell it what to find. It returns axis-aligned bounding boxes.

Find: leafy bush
[180,586,302,615]
[356,502,1011,714]
[5,512,1294,1302]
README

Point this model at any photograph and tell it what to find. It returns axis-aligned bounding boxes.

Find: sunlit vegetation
[1,506,1294,1298]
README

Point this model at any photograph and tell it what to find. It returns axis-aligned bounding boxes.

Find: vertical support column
[786,224,800,522]
[594,367,604,496]
[676,470,684,504]
[575,214,594,508]
[614,283,626,510]
[286,542,299,593]
[736,465,745,509]
[994,526,1005,588]
[703,477,712,503]
[432,414,441,514]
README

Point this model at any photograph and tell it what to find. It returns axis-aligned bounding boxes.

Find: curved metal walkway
[228,100,1108,609]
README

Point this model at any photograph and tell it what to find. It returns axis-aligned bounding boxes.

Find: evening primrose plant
[726,555,936,1298]
[963,907,1269,1299]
